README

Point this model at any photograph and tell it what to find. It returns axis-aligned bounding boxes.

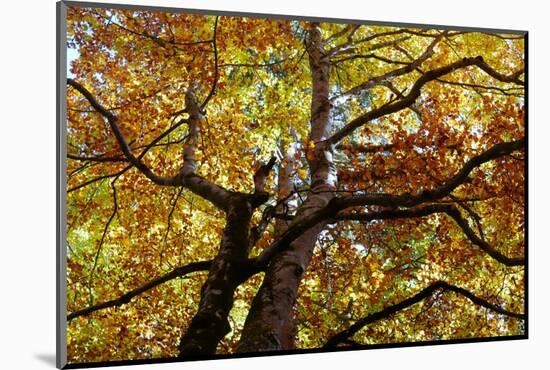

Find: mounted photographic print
[56,1,527,368]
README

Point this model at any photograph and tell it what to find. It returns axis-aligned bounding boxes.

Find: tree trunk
[237,24,337,353]
[275,134,299,349]
[178,194,254,356]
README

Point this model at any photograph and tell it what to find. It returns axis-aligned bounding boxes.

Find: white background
[0,0,546,368]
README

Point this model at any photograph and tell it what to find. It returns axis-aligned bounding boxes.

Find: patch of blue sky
[352,243,367,254]
[67,47,79,78]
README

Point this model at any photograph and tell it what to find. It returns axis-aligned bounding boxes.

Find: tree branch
[335,204,524,266]
[200,16,219,111]
[67,78,235,210]
[324,280,525,348]
[68,168,127,193]
[87,178,119,304]
[331,33,445,101]
[159,187,185,265]
[336,143,395,154]
[180,87,201,175]
[326,56,524,145]
[92,10,212,49]
[67,79,175,183]
[325,24,359,45]
[436,78,524,96]
[254,138,524,268]
[327,29,408,56]
[68,260,213,321]
[336,138,525,208]
[253,156,277,193]
[67,118,190,190]
[67,153,126,163]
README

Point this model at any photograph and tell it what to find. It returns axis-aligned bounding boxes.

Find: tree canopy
[65,5,525,364]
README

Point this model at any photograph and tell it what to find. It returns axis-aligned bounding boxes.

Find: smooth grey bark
[274,135,299,349]
[275,134,297,235]
[180,87,201,175]
[237,24,337,353]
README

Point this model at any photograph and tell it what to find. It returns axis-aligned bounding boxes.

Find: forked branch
[335,204,524,266]
[324,280,525,348]
[326,56,524,145]
[255,138,524,268]
[67,78,234,210]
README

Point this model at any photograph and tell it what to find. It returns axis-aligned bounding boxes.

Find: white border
[1,0,547,369]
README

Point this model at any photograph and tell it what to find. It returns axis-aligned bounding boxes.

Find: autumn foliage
[65,5,525,364]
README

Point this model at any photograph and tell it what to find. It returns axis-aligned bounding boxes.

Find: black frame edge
[57,1,68,369]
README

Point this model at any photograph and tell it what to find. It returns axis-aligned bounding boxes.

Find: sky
[67,47,78,78]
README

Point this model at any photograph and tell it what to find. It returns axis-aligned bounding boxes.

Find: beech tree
[65,6,525,363]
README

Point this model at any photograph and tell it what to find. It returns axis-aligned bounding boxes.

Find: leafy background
[65,3,523,365]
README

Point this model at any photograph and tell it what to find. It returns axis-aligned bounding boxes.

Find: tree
[65,6,525,363]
